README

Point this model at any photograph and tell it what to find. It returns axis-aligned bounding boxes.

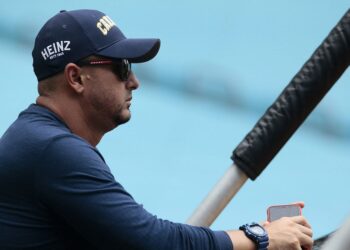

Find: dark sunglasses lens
[114,59,131,81]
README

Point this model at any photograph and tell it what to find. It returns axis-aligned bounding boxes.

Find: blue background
[1,0,349,239]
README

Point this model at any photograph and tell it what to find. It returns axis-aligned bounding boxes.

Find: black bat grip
[232,9,350,180]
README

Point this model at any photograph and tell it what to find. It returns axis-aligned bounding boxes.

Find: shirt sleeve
[35,135,233,250]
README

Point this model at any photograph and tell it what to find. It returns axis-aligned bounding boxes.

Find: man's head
[32,9,160,81]
[33,10,160,144]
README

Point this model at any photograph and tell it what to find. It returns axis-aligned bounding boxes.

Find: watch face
[250,225,266,236]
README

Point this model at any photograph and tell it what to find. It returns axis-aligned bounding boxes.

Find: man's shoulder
[2,105,63,144]
[1,104,106,170]
[19,104,71,138]
[0,104,93,159]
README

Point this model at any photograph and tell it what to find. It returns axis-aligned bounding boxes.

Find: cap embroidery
[96,15,116,36]
[41,41,71,60]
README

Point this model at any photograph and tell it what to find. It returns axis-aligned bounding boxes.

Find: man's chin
[113,112,131,126]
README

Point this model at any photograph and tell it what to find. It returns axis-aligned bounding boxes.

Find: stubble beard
[113,113,131,126]
[112,106,131,126]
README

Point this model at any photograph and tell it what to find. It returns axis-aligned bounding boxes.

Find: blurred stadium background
[1,0,349,239]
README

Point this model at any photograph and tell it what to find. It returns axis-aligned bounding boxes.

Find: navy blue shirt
[0,104,233,250]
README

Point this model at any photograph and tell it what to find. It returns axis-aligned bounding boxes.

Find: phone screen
[267,204,302,222]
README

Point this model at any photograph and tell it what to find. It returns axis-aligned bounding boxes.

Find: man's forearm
[226,230,256,250]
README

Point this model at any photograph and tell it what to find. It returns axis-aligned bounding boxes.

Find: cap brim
[97,38,160,63]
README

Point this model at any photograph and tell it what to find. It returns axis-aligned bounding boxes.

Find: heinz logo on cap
[41,41,71,60]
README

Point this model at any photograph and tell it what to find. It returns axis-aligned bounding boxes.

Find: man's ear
[64,63,85,94]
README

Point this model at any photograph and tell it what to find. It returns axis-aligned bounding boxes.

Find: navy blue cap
[32,9,161,81]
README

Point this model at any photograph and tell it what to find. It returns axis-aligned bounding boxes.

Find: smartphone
[267,204,302,222]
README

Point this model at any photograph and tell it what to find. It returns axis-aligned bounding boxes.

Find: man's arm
[36,135,312,250]
[36,135,233,250]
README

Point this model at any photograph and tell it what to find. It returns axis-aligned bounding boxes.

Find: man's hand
[263,216,313,250]
[226,215,313,250]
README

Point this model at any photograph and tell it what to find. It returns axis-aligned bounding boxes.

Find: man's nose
[126,72,140,90]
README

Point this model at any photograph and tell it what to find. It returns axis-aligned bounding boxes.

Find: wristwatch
[239,222,269,250]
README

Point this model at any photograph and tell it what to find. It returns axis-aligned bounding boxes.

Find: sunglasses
[77,59,131,81]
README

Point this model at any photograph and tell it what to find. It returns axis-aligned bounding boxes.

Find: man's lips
[126,97,132,107]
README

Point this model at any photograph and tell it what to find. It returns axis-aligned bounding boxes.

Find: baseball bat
[188,9,350,227]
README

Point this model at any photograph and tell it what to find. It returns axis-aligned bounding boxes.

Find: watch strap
[239,223,269,250]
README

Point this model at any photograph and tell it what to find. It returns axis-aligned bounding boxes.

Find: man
[0,9,313,250]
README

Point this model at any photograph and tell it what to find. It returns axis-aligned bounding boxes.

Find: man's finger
[290,216,312,229]
[298,231,314,250]
[296,223,313,237]
[291,201,305,209]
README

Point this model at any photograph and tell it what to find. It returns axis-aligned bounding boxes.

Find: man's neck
[36,96,103,147]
